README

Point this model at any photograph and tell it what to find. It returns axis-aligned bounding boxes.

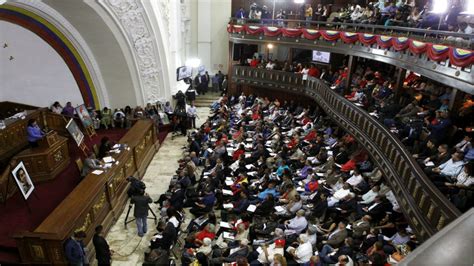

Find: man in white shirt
[289,234,313,264]
[186,102,198,129]
[265,60,275,70]
[431,152,465,181]
[346,170,364,187]
[328,183,351,207]
[358,185,379,205]
[256,239,285,264]
[284,209,308,235]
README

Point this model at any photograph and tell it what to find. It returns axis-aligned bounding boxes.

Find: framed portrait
[65,119,84,146]
[75,104,93,128]
[12,162,35,200]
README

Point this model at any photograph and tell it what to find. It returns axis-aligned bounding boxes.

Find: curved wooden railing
[228,20,474,93]
[231,66,461,241]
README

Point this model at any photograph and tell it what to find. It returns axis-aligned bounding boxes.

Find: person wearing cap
[253,239,285,265]
[196,237,212,256]
[289,234,313,264]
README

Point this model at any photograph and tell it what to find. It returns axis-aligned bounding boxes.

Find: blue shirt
[258,187,279,201]
[202,193,216,207]
[27,125,43,142]
[64,238,85,264]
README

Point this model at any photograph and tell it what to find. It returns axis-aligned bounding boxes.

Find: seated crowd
[146,94,419,265]
[234,0,473,42]
[241,57,474,213]
[50,100,177,130]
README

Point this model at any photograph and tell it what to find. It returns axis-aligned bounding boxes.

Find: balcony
[228,19,474,93]
[231,65,461,241]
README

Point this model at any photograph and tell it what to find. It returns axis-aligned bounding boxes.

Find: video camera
[126,176,146,198]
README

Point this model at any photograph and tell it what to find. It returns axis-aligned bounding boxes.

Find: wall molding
[98,0,166,104]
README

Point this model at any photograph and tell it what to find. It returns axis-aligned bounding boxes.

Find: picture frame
[65,118,85,146]
[75,104,94,128]
[12,162,35,200]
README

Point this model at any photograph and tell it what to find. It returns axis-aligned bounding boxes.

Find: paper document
[274,206,285,212]
[425,161,435,167]
[225,180,234,186]
[223,232,235,240]
[223,203,233,209]
[92,170,104,175]
[103,156,114,163]
[222,189,233,196]
[220,221,232,229]
[247,205,257,212]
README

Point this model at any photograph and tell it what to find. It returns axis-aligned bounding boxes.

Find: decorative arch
[0,5,100,109]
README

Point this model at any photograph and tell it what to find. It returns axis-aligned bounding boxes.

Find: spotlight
[294,0,305,3]
[267,43,274,49]
[185,58,201,68]
[464,0,474,15]
[431,0,448,14]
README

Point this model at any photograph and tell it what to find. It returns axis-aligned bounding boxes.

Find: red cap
[275,239,285,246]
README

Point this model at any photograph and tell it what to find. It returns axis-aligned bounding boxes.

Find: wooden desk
[15,132,70,182]
[14,120,159,264]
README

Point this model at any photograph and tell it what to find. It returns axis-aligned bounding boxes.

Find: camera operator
[128,177,152,237]
[127,176,146,198]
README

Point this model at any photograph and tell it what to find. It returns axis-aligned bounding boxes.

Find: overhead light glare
[185,58,201,68]
[431,0,448,14]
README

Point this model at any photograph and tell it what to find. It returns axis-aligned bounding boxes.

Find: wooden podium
[15,131,70,182]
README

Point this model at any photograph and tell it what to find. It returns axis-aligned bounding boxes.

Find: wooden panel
[14,120,158,264]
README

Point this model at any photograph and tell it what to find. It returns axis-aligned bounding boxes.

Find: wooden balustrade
[231,66,461,240]
[13,120,159,264]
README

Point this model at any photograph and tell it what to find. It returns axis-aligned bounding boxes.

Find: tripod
[124,199,158,228]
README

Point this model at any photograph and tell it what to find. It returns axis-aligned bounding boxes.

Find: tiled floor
[105,106,211,265]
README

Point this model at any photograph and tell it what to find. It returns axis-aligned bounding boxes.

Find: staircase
[193,92,220,107]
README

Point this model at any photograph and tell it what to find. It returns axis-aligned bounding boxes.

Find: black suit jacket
[170,189,185,209]
[93,234,111,264]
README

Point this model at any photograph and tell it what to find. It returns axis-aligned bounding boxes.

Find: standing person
[221,75,228,95]
[26,118,45,148]
[51,101,63,114]
[305,4,313,27]
[131,189,152,237]
[217,70,224,91]
[187,101,198,129]
[300,64,310,82]
[93,225,113,265]
[62,101,75,116]
[212,74,220,92]
[64,231,87,266]
[205,71,210,93]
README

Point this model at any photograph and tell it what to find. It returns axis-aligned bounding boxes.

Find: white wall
[0,21,83,108]
[210,0,231,74]
[189,0,231,75]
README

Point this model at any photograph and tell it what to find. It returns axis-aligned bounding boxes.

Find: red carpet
[0,128,126,263]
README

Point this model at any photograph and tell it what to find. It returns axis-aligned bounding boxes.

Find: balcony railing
[231,66,461,241]
[228,20,474,94]
[229,17,474,49]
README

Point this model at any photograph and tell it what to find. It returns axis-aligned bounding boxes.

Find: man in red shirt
[308,64,320,78]
[249,56,259,68]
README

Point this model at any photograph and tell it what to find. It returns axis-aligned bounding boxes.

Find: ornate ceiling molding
[100,0,163,104]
